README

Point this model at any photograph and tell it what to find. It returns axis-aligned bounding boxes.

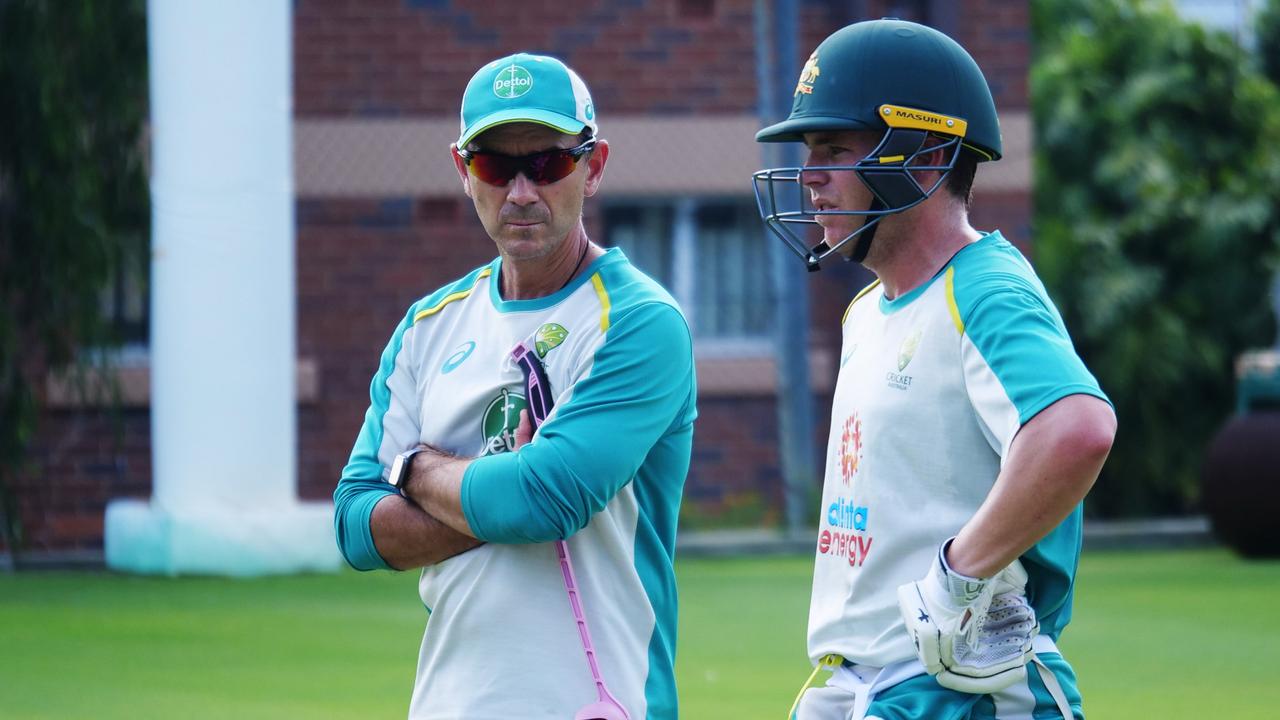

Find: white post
[105,0,338,575]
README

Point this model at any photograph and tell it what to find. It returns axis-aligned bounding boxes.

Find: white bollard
[106,0,338,575]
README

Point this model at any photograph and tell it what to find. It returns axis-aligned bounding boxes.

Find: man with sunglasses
[334,53,696,719]
[753,20,1116,720]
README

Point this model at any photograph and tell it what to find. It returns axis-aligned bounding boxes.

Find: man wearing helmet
[754,19,1116,720]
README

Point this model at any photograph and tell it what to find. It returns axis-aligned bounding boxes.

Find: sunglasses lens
[525,151,578,184]
[467,146,585,186]
[467,154,522,186]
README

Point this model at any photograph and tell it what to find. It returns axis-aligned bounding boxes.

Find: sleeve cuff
[338,487,397,571]
[461,452,521,542]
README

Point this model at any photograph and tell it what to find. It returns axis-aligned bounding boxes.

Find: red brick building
[11,0,1030,558]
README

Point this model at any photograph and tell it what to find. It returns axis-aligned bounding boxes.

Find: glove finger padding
[982,593,1038,651]
[940,592,1039,693]
[897,548,1040,695]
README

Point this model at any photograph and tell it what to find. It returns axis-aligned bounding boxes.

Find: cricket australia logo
[887,328,922,390]
[535,323,569,358]
[480,388,527,456]
[493,64,533,99]
[795,51,820,95]
[838,411,862,485]
[898,329,923,371]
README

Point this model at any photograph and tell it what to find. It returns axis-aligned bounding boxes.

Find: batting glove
[896,540,1039,694]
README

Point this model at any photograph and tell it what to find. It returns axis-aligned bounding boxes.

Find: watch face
[389,453,408,488]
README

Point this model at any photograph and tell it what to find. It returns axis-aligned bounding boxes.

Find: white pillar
[106,0,338,575]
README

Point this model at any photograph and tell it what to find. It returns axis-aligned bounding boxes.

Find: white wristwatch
[388,447,428,491]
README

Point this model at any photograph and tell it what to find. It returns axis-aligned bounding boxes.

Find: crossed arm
[368,415,533,570]
[369,492,480,570]
[335,302,695,573]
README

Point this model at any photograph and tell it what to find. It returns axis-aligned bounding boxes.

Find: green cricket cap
[457,53,597,149]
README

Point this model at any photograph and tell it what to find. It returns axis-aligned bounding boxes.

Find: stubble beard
[493,207,556,261]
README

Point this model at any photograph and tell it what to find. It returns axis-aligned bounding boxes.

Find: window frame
[602,195,775,358]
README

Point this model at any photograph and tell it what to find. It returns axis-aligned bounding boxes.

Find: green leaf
[534,323,569,358]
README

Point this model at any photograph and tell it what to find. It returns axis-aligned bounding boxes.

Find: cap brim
[755,115,879,143]
[458,108,588,148]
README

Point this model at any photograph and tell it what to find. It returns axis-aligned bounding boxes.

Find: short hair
[944,149,979,209]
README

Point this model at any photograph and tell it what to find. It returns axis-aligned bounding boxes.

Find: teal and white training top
[809,231,1109,668]
[334,248,696,720]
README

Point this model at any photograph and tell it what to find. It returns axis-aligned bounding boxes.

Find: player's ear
[907,140,952,188]
[451,144,473,198]
[583,139,609,198]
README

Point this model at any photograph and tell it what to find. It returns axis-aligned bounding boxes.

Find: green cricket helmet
[753,18,1002,270]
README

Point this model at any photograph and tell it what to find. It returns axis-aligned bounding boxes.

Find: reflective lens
[460,139,596,187]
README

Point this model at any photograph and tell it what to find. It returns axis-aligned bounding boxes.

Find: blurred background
[2,0,1279,717]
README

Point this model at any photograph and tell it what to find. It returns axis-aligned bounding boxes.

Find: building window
[604,198,774,351]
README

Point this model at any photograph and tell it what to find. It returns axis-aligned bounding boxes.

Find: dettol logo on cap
[493,64,533,99]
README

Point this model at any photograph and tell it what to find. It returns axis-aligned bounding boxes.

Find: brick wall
[294,0,760,117]
[860,0,1029,111]
[13,410,152,553]
[960,0,1031,109]
[292,0,1029,118]
[294,196,493,501]
[684,392,837,528]
[970,190,1034,256]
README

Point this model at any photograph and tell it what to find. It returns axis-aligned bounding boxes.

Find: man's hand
[514,409,534,449]
[896,542,1038,694]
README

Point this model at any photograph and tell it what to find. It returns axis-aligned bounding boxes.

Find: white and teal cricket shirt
[808,231,1109,668]
[333,248,696,719]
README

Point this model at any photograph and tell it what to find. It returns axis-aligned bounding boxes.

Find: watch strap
[390,446,427,490]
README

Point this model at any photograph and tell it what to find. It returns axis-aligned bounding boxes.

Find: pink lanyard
[513,342,630,720]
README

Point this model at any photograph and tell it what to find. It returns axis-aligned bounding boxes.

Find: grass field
[1,548,1277,718]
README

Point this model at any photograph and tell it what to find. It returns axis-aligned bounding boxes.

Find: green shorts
[795,652,1082,720]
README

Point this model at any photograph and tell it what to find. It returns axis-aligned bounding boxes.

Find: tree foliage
[1258,0,1280,86]
[0,0,149,554]
[1031,0,1280,517]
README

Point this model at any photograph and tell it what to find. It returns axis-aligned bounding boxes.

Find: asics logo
[441,341,476,374]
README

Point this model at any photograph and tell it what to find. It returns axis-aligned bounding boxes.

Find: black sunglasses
[458,139,597,187]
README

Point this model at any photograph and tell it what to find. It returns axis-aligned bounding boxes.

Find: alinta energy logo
[794,51,820,96]
[838,411,862,486]
[818,495,873,568]
[493,64,533,99]
[480,387,527,456]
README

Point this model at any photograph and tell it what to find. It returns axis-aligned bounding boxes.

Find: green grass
[1,548,1277,718]
[1058,549,1280,718]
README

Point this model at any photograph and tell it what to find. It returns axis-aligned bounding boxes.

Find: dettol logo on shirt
[480,387,527,456]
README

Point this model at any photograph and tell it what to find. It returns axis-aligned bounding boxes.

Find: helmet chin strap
[847,197,886,264]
